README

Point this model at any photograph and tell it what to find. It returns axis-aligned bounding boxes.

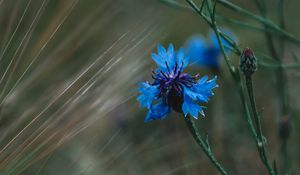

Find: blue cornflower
[137,44,218,122]
[185,30,235,69]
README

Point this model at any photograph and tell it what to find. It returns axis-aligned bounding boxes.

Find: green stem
[245,76,276,175]
[211,15,258,140]
[184,116,229,175]
[186,0,258,147]
[184,1,276,174]
[253,0,289,116]
[259,62,300,70]
[216,0,300,44]
[214,28,259,140]
[217,15,265,33]
[254,0,290,172]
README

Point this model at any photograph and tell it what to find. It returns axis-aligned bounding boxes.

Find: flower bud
[239,47,257,77]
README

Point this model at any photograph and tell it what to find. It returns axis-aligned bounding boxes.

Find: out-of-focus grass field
[0,0,300,174]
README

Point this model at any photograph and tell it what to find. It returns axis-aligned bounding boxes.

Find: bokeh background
[0,0,299,174]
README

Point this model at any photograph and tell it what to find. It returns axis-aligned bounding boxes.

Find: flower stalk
[184,116,229,175]
[240,48,276,175]
[183,0,277,174]
[245,76,276,175]
[252,0,290,172]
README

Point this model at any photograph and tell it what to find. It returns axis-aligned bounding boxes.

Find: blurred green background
[0,0,299,174]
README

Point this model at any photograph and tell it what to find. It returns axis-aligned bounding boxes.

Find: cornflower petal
[137,82,159,108]
[182,95,204,119]
[145,102,170,122]
[185,28,237,69]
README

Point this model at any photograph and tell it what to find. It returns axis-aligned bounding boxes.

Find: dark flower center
[167,88,183,112]
[152,62,199,112]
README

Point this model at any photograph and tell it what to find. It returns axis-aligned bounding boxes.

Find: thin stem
[259,62,300,70]
[255,0,289,116]
[184,116,228,175]
[186,0,258,145]
[184,1,278,174]
[217,15,265,33]
[254,0,290,172]
[210,11,258,140]
[214,25,259,141]
[185,1,277,174]
[216,0,300,45]
[245,76,276,175]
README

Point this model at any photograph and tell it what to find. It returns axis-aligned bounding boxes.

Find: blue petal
[151,44,176,72]
[176,47,189,69]
[158,44,166,55]
[168,43,174,57]
[151,53,166,69]
[167,44,176,69]
[198,75,208,84]
[193,76,218,99]
[144,102,171,122]
[137,82,159,108]
[184,76,218,103]
[201,47,220,68]
[197,76,219,91]
[184,86,209,102]
[182,95,204,119]
[185,35,206,64]
[185,34,220,68]
[209,28,236,53]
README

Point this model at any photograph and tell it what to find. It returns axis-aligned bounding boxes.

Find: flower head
[239,47,257,77]
[185,29,235,69]
[137,44,218,122]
